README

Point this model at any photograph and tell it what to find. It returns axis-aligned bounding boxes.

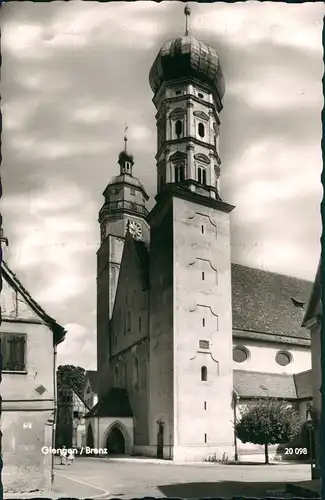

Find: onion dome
[108,174,146,192]
[149,6,225,100]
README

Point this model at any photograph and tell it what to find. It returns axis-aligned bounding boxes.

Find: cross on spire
[124,123,128,152]
[184,3,191,36]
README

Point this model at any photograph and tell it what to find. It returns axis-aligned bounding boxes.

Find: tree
[57,364,86,397]
[235,398,302,464]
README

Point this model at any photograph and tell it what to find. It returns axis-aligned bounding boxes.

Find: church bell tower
[147,5,235,461]
[96,130,149,394]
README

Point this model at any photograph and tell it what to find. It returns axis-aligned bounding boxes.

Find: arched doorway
[106,426,125,455]
[86,424,94,448]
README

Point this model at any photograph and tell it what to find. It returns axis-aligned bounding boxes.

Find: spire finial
[124,123,128,152]
[184,3,191,36]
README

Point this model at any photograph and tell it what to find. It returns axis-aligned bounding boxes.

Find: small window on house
[73,411,80,419]
[198,167,207,185]
[201,366,207,381]
[202,318,205,327]
[201,225,204,234]
[175,165,185,183]
[0,334,26,372]
[175,120,183,139]
[202,271,205,281]
[198,93,204,99]
[204,433,207,443]
[125,162,131,172]
[198,122,205,138]
[130,188,136,196]
[275,351,292,367]
[204,401,207,410]
[175,90,182,96]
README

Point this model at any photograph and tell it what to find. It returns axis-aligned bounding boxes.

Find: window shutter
[0,335,9,370]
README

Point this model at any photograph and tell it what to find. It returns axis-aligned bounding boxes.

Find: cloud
[1,1,323,370]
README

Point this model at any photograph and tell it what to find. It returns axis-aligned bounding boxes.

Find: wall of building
[172,195,234,461]
[148,204,175,454]
[1,320,55,493]
[232,337,311,375]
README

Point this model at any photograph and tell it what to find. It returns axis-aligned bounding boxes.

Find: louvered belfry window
[0,333,26,371]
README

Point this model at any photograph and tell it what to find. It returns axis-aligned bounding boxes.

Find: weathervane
[124,123,128,152]
[184,3,191,36]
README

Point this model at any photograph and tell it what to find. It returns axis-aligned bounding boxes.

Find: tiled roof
[233,370,298,399]
[1,261,66,345]
[84,388,133,418]
[231,264,313,340]
[86,370,98,393]
[294,370,312,400]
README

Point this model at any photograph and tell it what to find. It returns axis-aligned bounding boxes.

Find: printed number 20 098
[285,448,307,455]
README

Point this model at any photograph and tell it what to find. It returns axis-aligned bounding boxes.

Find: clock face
[126,219,142,240]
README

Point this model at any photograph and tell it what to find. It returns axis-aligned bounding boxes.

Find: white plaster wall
[232,337,311,375]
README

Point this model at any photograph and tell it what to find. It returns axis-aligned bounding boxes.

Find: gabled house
[84,370,98,409]
[1,261,66,494]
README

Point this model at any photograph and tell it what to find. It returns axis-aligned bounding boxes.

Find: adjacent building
[302,260,322,478]
[1,261,66,493]
[88,7,316,462]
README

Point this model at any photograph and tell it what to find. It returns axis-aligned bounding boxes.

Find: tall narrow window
[198,122,205,138]
[114,366,119,387]
[204,433,207,443]
[204,401,207,410]
[175,120,183,139]
[202,318,205,327]
[175,165,185,183]
[133,356,139,389]
[201,225,204,234]
[125,162,131,173]
[139,314,142,332]
[127,310,131,332]
[198,167,207,185]
[202,272,205,281]
[201,366,207,381]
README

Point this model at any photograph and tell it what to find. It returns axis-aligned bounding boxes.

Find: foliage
[57,364,86,397]
[235,398,302,463]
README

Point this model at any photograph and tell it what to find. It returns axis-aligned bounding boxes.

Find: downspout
[233,389,240,462]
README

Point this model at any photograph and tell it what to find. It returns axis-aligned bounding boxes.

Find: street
[53,457,311,498]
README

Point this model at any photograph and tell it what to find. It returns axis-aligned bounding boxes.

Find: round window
[233,347,249,363]
[198,92,204,98]
[275,351,291,366]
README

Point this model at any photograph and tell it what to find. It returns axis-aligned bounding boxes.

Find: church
[85,6,314,462]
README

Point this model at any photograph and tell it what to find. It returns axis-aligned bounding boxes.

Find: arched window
[133,356,139,389]
[127,310,131,332]
[198,122,205,138]
[201,366,207,382]
[174,164,185,183]
[159,175,165,189]
[124,161,131,173]
[114,366,119,387]
[175,120,183,139]
[198,167,207,185]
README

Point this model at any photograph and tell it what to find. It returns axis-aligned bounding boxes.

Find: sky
[1,1,323,371]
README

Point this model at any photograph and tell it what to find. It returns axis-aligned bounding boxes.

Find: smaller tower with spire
[184,3,191,36]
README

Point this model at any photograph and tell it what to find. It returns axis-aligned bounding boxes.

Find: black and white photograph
[0,1,323,498]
